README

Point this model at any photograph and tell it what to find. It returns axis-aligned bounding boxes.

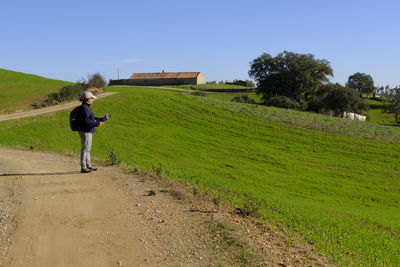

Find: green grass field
[207,91,397,126]
[194,92,400,142]
[206,91,261,103]
[0,68,72,114]
[161,83,255,91]
[0,86,399,265]
[366,99,395,125]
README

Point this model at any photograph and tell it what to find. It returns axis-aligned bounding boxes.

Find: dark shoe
[88,167,97,171]
[81,168,92,173]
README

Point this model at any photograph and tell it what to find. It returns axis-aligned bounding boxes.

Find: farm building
[109,72,205,86]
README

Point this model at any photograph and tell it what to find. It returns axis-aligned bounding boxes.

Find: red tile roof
[130,72,200,79]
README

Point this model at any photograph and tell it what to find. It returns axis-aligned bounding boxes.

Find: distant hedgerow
[33,83,87,108]
[31,72,106,108]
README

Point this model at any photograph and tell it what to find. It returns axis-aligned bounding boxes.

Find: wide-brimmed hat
[81,91,97,99]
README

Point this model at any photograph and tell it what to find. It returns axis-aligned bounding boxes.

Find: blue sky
[1,0,399,87]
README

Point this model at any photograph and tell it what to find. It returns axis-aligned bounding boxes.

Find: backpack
[70,106,83,131]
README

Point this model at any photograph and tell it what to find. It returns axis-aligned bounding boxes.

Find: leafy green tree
[324,83,369,114]
[248,51,333,103]
[345,72,375,97]
[306,83,337,112]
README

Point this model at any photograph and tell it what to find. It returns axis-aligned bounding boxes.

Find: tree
[324,83,369,115]
[248,51,333,103]
[87,72,106,88]
[389,88,400,124]
[306,83,337,113]
[345,72,375,97]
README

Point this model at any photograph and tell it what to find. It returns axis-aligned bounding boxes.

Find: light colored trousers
[79,132,92,169]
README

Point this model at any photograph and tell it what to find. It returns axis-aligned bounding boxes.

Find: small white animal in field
[354,114,366,121]
[342,111,366,121]
[345,112,355,120]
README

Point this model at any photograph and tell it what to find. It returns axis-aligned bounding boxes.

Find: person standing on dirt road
[78,91,108,173]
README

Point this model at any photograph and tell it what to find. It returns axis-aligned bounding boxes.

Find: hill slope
[0,69,72,114]
[0,86,399,265]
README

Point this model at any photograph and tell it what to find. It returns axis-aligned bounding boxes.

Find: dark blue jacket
[79,103,100,133]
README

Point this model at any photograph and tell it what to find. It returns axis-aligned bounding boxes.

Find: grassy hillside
[208,92,397,125]
[0,86,399,265]
[162,83,255,91]
[366,99,395,124]
[0,68,72,113]
[207,91,261,103]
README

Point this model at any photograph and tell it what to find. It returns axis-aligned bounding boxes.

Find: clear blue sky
[1,0,399,87]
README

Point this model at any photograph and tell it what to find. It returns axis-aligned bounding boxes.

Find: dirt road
[0,148,150,266]
[0,92,116,122]
[1,147,237,266]
[0,147,334,267]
